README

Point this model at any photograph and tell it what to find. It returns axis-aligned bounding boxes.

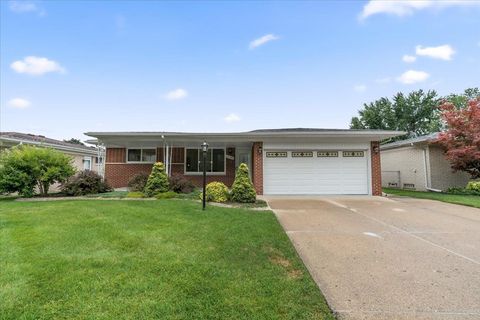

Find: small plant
[144,162,169,197]
[126,191,145,198]
[62,170,113,196]
[230,163,256,203]
[128,172,149,192]
[201,181,229,203]
[169,174,195,194]
[466,181,480,193]
[155,191,177,199]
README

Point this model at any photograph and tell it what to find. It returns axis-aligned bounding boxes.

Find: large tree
[0,146,76,197]
[350,90,441,140]
[445,87,480,109]
[436,99,480,179]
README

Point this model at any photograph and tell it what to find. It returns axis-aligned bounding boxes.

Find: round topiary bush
[201,181,229,203]
[144,162,169,197]
[230,163,256,203]
[127,172,149,192]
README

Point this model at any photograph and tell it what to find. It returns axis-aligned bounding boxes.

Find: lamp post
[201,141,208,210]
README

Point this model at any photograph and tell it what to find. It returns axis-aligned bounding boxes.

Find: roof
[380,132,440,150]
[85,128,405,140]
[0,132,99,155]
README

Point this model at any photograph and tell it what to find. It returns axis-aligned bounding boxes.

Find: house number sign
[291,151,313,157]
[317,151,338,157]
[266,151,287,158]
[343,151,364,157]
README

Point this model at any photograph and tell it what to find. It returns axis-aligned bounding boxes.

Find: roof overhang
[0,136,99,155]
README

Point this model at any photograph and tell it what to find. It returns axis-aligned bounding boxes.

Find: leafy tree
[436,99,480,178]
[444,87,480,109]
[144,162,169,197]
[0,146,75,197]
[230,163,256,203]
[64,138,85,145]
[350,90,441,140]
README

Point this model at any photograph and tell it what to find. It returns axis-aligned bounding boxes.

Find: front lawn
[0,199,333,319]
[383,188,480,209]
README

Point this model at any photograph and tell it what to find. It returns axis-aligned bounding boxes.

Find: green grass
[0,199,333,319]
[84,190,129,198]
[383,188,480,209]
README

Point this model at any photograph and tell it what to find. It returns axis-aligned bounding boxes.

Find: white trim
[184,147,226,175]
[126,148,157,163]
[83,156,92,170]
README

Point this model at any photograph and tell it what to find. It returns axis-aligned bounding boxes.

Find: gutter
[0,137,99,155]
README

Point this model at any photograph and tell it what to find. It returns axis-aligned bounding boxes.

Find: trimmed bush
[201,181,229,203]
[155,191,177,199]
[169,174,195,194]
[62,170,113,196]
[126,191,145,198]
[230,163,256,203]
[466,181,480,192]
[128,172,149,192]
[144,162,169,197]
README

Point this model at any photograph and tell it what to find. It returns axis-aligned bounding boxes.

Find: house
[85,128,402,195]
[380,133,470,191]
[0,132,104,176]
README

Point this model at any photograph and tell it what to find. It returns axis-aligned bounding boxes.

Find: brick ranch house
[85,128,403,196]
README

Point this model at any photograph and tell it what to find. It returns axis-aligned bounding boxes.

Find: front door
[235,148,252,176]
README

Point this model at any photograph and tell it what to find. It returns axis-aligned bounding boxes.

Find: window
[185,148,225,173]
[127,149,156,162]
[83,157,92,170]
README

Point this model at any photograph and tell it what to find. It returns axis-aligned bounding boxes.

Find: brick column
[252,142,263,195]
[371,141,382,196]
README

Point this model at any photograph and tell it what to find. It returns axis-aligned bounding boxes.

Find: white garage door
[264,150,369,195]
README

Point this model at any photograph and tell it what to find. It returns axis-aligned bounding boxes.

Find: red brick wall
[105,147,236,189]
[371,141,382,196]
[252,142,263,195]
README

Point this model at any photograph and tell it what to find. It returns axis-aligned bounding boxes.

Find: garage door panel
[264,150,368,195]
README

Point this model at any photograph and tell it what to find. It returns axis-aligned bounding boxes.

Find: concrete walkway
[265,196,480,320]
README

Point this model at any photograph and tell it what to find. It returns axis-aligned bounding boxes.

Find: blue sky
[1,0,479,141]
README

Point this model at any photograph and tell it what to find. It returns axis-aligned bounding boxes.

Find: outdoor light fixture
[373,145,379,154]
[201,141,209,210]
[257,146,263,155]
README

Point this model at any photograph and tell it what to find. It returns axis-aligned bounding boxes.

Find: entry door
[236,148,251,176]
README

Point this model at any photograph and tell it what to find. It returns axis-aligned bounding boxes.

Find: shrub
[126,191,145,198]
[62,170,113,196]
[0,145,75,197]
[128,172,149,192]
[446,186,480,196]
[201,181,229,203]
[144,162,169,197]
[466,181,480,192]
[169,174,195,194]
[230,163,256,203]
[155,191,177,199]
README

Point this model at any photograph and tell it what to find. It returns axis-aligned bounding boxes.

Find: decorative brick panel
[252,142,263,195]
[371,141,382,196]
[106,148,126,163]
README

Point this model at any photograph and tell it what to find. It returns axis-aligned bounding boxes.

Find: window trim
[126,148,157,163]
[83,156,92,170]
[184,147,226,175]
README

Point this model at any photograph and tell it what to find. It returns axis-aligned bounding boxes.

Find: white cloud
[164,88,188,101]
[249,34,279,50]
[397,70,430,84]
[8,98,31,109]
[415,44,455,60]
[9,1,45,15]
[359,0,480,20]
[402,54,417,63]
[353,84,367,92]
[224,113,241,123]
[10,56,65,76]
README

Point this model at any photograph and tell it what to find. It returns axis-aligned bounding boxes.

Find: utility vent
[403,183,415,189]
[388,182,398,188]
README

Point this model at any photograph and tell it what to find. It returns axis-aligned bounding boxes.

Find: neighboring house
[381,133,470,191]
[0,132,104,176]
[85,128,402,195]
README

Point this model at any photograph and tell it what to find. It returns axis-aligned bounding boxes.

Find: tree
[350,90,441,141]
[0,146,76,197]
[436,99,480,179]
[144,162,169,196]
[444,87,480,109]
[230,163,256,203]
[64,138,85,146]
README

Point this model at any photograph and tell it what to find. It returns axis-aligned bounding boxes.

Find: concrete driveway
[265,196,480,320]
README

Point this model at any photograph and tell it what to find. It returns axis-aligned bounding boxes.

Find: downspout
[423,146,442,192]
